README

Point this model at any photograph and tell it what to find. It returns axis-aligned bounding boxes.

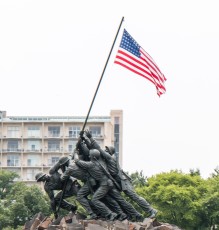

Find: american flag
[114,29,166,96]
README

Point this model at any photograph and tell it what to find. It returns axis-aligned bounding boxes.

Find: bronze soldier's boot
[135,214,144,222]
[117,212,127,221]
[71,205,77,213]
[108,212,118,221]
[86,213,98,220]
[148,209,158,218]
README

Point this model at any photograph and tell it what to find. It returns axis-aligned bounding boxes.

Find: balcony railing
[1,135,20,139]
[24,149,41,153]
[68,134,78,138]
[46,148,62,152]
[6,164,21,167]
[2,149,22,152]
[24,164,42,167]
[92,134,103,138]
[47,134,61,138]
[25,136,41,139]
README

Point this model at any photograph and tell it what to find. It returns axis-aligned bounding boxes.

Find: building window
[69,126,81,138]
[27,169,39,180]
[68,140,77,152]
[48,157,59,166]
[114,137,119,155]
[7,140,19,151]
[114,117,120,156]
[48,126,60,137]
[7,126,20,138]
[89,126,101,137]
[7,155,20,166]
[27,140,41,151]
[114,124,119,133]
[48,140,60,152]
[27,155,40,166]
[114,117,120,124]
[27,126,40,137]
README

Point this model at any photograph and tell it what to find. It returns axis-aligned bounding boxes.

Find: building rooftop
[0,115,111,123]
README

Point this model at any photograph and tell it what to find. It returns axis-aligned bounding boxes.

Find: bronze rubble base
[23,212,182,230]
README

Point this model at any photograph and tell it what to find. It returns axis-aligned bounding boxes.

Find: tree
[189,168,201,177]
[201,175,219,228]
[130,170,147,187]
[135,170,208,229]
[0,170,19,199]
[209,166,219,178]
[0,200,12,229]
[0,172,51,230]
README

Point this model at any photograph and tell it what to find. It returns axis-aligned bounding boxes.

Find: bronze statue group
[35,130,157,222]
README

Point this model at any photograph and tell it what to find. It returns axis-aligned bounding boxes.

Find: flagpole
[81,16,124,132]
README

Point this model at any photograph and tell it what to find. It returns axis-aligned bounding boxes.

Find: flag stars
[119,29,141,57]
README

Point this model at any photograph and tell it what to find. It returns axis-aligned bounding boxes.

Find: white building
[0,110,123,185]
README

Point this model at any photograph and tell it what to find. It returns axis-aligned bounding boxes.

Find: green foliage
[23,185,50,217]
[133,170,208,229]
[201,175,219,226]
[189,168,201,177]
[129,170,148,187]
[0,170,50,229]
[2,227,23,230]
[0,170,19,199]
[5,183,50,228]
[210,166,219,178]
[65,196,87,215]
[0,200,12,229]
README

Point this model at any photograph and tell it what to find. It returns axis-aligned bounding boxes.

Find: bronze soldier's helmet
[89,149,100,160]
[59,156,70,166]
[105,146,115,156]
[35,172,46,182]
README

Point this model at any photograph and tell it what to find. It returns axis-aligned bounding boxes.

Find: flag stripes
[114,29,166,96]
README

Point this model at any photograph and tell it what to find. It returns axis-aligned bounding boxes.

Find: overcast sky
[1,0,219,179]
